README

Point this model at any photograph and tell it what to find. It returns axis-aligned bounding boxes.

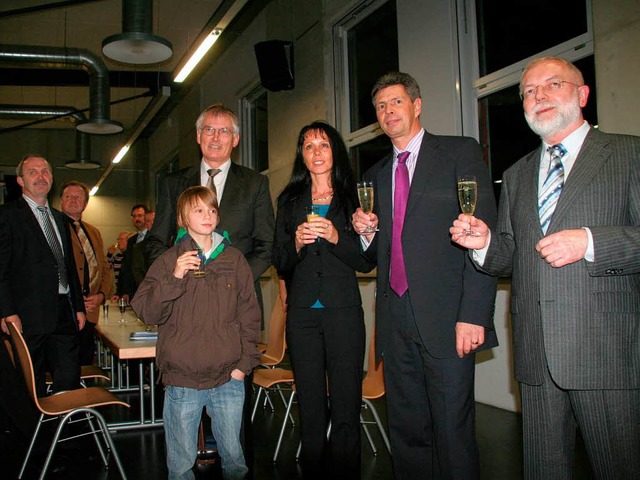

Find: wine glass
[457,175,479,235]
[357,181,375,233]
[118,297,128,324]
[305,206,320,242]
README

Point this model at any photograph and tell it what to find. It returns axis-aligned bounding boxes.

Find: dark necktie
[36,206,68,290]
[207,168,221,199]
[538,143,567,234]
[390,151,410,296]
[74,221,99,293]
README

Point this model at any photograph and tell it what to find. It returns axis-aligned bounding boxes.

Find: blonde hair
[176,186,219,229]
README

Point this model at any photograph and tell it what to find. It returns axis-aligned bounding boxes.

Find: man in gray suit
[451,56,640,478]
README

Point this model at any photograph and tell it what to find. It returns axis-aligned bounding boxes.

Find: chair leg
[18,413,45,479]
[273,390,296,463]
[363,398,391,453]
[85,411,109,466]
[360,413,378,455]
[39,412,74,480]
[251,386,264,422]
[78,407,128,480]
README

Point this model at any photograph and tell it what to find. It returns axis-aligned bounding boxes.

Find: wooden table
[96,307,162,431]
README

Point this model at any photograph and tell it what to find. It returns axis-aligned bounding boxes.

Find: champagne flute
[357,181,375,233]
[118,297,128,324]
[457,175,479,235]
[305,206,320,242]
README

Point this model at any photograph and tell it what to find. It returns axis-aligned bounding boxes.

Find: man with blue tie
[352,72,498,479]
[0,155,86,397]
[451,56,640,478]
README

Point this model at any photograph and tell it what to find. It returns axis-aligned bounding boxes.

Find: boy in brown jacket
[132,186,260,480]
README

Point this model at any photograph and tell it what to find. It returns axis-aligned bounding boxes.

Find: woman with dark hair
[273,121,374,479]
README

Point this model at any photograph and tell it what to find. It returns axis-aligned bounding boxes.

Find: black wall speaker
[254,40,294,92]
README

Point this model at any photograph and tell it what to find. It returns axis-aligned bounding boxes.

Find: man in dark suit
[147,103,274,289]
[60,180,112,365]
[0,155,86,397]
[352,72,498,479]
[146,103,274,476]
[451,56,640,478]
[114,204,148,302]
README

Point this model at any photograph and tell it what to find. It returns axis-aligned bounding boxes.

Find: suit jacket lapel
[376,154,394,239]
[405,134,438,219]
[17,197,53,253]
[521,147,545,234]
[549,128,609,231]
[220,163,242,210]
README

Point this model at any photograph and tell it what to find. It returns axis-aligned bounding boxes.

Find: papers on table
[129,331,158,341]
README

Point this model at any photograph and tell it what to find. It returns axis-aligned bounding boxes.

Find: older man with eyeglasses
[146,103,274,478]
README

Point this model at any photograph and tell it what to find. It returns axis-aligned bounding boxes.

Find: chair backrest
[7,322,44,411]
[362,325,385,400]
[3,337,14,366]
[261,300,287,365]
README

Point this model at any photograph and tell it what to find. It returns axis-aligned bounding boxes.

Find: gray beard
[524,100,582,139]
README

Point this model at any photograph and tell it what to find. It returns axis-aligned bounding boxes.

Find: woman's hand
[173,250,201,279]
[296,217,338,251]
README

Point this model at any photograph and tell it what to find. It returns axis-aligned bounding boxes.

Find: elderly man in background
[60,180,112,365]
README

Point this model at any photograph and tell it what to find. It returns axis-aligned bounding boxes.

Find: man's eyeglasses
[520,80,582,101]
[200,126,235,138]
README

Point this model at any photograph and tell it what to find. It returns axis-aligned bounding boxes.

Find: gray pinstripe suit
[481,127,640,478]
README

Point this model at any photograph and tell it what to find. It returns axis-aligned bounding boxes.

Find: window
[460,0,595,198]
[239,85,269,172]
[333,0,398,179]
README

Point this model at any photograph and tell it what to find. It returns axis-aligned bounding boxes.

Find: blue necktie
[538,143,567,234]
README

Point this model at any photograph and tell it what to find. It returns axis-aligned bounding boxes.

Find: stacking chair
[45,364,110,390]
[360,329,391,454]
[7,322,130,480]
[251,367,296,462]
[258,299,287,367]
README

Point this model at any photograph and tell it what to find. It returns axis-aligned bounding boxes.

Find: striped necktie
[74,221,99,293]
[390,151,410,296]
[36,206,68,289]
[538,143,567,234]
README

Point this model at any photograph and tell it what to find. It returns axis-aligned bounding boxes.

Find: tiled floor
[2,390,594,480]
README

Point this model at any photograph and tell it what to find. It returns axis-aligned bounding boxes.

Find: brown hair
[176,186,219,229]
[61,180,90,203]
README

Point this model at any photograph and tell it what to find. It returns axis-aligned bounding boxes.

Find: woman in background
[273,121,374,479]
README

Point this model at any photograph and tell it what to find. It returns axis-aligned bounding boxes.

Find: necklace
[312,193,333,202]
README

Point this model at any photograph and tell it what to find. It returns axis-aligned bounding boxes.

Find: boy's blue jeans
[163,379,247,480]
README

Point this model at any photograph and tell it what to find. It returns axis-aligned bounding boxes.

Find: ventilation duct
[102,0,172,64]
[0,44,123,134]
[0,105,101,169]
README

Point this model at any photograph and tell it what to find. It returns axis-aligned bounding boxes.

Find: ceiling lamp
[102,0,172,65]
[66,132,101,169]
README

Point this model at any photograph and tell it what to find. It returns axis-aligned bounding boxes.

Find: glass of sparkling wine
[119,297,128,324]
[457,175,478,235]
[357,181,375,233]
[305,205,320,241]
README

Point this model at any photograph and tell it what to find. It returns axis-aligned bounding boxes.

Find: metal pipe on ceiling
[0,44,123,134]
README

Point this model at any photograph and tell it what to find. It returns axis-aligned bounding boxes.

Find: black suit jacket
[147,161,275,282]
[273,190,375,308]
[0,197,84,334]
[364,131,499,359]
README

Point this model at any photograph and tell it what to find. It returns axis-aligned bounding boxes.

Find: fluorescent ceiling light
[112,145,131,164]
[174,28,222,83]
[89,186,99,196]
